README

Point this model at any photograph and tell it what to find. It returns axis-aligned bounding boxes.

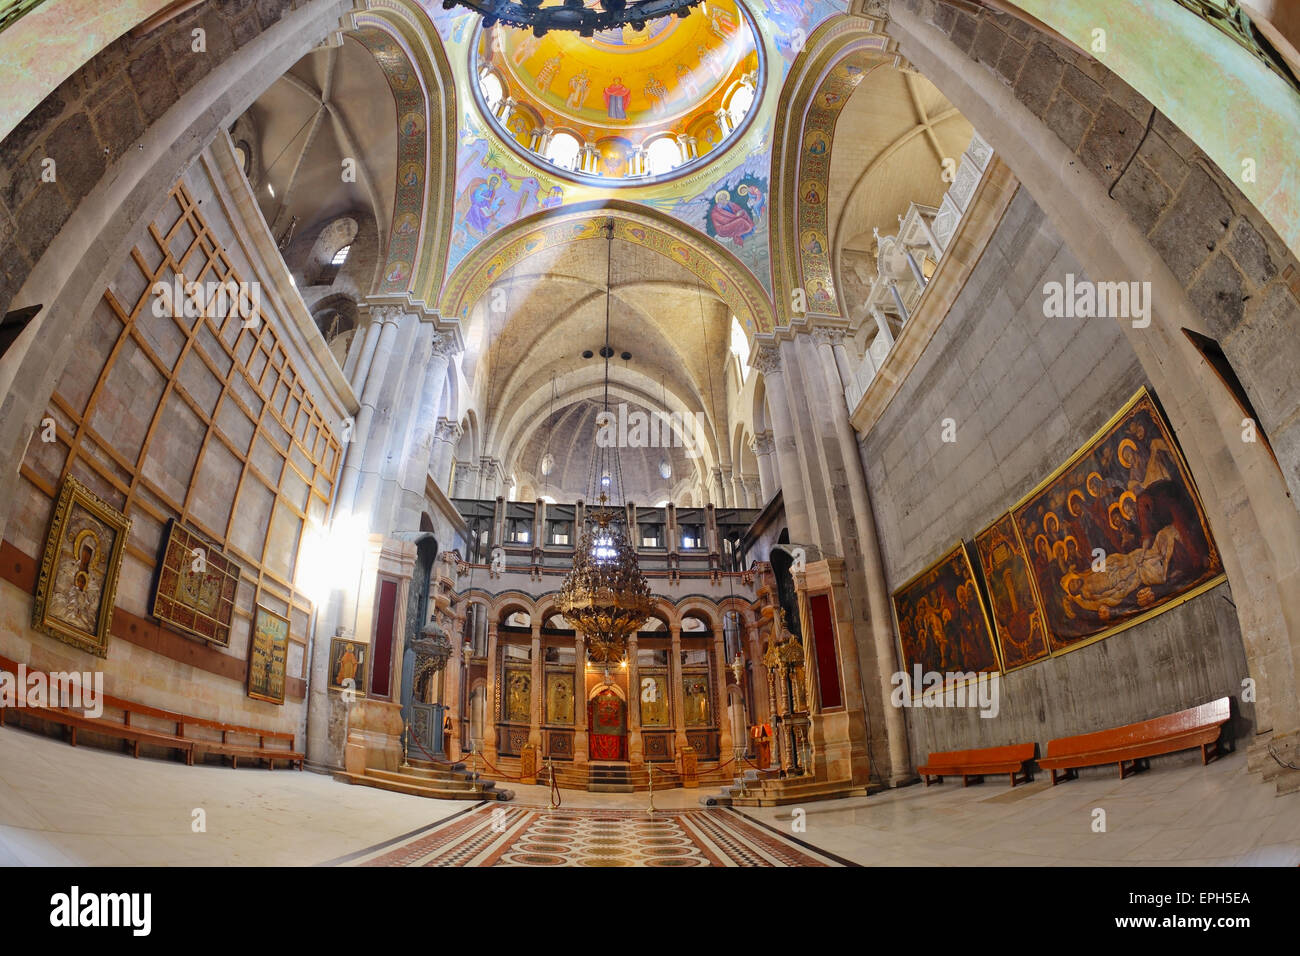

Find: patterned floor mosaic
[339,805,844,867]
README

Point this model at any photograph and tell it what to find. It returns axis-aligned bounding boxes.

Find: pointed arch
[439,199,776,338]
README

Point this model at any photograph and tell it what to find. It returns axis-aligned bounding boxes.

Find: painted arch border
[767,14,899,321]
[342,0,460,302]
[438,199,778,337]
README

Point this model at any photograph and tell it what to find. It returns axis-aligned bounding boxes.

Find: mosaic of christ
[1012,390,1223,649]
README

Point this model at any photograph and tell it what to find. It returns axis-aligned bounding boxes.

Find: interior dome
[472,0,762,184]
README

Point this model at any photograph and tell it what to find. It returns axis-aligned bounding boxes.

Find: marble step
[334,770,515,801]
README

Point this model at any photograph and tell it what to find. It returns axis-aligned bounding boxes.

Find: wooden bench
[185,717,303,770]
[917,743,1036,787]
[1038,697,1231,785]
[0,654,302,770]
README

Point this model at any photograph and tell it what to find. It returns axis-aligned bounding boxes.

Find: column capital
[751,430,774,456]
[435,417,462,443]
[751,340,782,376]
[810,326,846,347]
[430,329,461,359]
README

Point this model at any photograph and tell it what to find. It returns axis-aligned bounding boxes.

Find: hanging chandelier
[557,219,653,664]
[442,0,702,37]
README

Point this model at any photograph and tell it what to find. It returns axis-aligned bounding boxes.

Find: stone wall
[0,0,311,323]
[0,145,348,733]
[895,0,1300,529]
[859,185,1253,761]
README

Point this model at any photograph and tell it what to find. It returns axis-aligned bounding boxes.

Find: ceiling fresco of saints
[419,0,851,294]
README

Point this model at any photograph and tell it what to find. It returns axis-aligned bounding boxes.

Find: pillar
[432,419,461,490]
[627,633,643,765]
[573,633,588,766]
[751,431,776,500]
[335,305,401,514]
[444,614,466,761]
[669,623,688,756]
[712,626,734,760]
[397,330,456,528]
[810,331,911,784]
[484,621,499,762]
[870,307,895,350]
[752,342,811,541]
[529,621,542,749]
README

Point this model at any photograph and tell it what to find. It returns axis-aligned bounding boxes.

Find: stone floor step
[364,768,486,791]
[334,770,515,801]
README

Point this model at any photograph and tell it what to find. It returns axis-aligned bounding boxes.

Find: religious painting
[150,518,240,647]
[704,175,766,248]
[682,675,711,726]
[328,638,366,694]
[505,665,531,722]
[247,605,289,705]
[639,673,670,727]
[974,514,1051,670]
[1011,388,1224,652]
[891,543,1001,689]
[545,671,575,725]
[32,476,131,658]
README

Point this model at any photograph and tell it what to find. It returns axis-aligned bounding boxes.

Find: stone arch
[490,593,535,622]
[768,14,901,320]
[674,598,721,632]
[439,199,777,339]
[492,369,723,485]
[588,681,626,701]
[342,1,459,302]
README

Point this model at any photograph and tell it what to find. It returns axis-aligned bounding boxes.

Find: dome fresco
[473,0,761,183]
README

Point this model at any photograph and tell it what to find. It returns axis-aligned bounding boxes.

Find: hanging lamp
[557,219,654,665]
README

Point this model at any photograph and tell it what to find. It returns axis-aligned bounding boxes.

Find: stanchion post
[647,763,656,816]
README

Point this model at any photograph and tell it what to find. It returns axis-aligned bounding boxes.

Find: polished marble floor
[1,724,1297,866]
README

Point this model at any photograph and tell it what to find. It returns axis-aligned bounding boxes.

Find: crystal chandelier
[442,0,702,38]
[557,219,653,664]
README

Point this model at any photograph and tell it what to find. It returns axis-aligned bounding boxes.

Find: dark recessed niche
[620,351,632,361]
[582,349,594,359]
[599,345,614,358]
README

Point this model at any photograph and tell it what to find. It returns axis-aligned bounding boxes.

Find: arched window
[727,82,754,129]
[480,70,504,111]
[644,137,681,176]
[545,132,581,171]
[730,316,750,382]
[331,244,351,266]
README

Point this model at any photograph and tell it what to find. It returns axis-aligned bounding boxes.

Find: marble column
[396,331,456,529]
[627,633,643,765]
[444,614,466,761]
[870,307,895,350]
[669,623,688,757]
[431,419,461,491]
[529,621,542,749]
[752,342,812,542]
[341,316,373,384]
[751,431,776,501]
[573,634,588,766]
[484,621,499,762]
[335,304,401,514]
[712,627,734,760]
[810,330,911,784]
[346,316,382,395]
[731,469,747,508]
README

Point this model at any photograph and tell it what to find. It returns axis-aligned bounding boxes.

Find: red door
[588,689,627,761]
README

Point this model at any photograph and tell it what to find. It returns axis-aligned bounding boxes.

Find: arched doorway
[588,685,627,761]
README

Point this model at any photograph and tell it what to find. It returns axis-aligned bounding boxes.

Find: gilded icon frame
[32,476,131,658]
